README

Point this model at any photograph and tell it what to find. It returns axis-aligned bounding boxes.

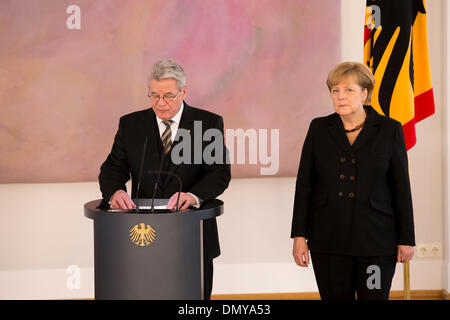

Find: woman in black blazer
[291,62,415,300]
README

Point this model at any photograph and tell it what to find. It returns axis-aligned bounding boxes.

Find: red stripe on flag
[414,88,435,123]
[401,88,434,150]
[402,119,417,151]
[364,26,371,44]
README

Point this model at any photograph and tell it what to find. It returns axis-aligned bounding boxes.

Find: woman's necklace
[344,109,368,133]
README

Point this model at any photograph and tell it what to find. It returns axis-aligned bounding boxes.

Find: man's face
[149,78,186,121]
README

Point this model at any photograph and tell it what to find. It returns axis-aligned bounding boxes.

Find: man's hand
[293,237,310,267]
[167,192,196,210]
[109,190,136,210]
[397,245,414,263]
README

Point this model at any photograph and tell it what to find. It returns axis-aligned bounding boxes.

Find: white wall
[0,0,447,299]
[442,0,450,294]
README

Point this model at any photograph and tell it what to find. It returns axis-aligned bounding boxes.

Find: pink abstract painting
[0,0,340,182]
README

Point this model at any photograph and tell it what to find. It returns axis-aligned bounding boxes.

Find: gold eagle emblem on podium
[129,223,156,247]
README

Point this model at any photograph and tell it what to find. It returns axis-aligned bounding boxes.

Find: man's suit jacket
[99,102,231,259]
[291,106,415,256]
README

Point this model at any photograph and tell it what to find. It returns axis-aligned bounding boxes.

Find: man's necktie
[161,120,174,154]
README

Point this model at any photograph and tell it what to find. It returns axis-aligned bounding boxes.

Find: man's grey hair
[148,59,186,90]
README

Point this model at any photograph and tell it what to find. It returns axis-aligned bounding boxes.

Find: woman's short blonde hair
[326,62,375,104]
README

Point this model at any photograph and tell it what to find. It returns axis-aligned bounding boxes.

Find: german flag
[364,0,435,150]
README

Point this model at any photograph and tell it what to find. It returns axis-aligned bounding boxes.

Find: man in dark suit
[291,62,415,300]
[99,60,231,300]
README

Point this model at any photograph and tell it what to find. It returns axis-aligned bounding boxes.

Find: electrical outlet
[416,244,428,258]
[429,243,442,257]
[416,243,442,258]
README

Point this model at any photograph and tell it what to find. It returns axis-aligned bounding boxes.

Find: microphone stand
[135,136,148,214]
[148,170,183,213]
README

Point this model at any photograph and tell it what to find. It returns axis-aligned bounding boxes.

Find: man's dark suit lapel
[143,108,165,195]
[145,108,163,167]
[165,102,195,187]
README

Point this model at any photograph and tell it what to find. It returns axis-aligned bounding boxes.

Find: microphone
[135,136,148,214]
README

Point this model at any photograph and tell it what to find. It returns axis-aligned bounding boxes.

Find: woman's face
[330,74,368,117]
